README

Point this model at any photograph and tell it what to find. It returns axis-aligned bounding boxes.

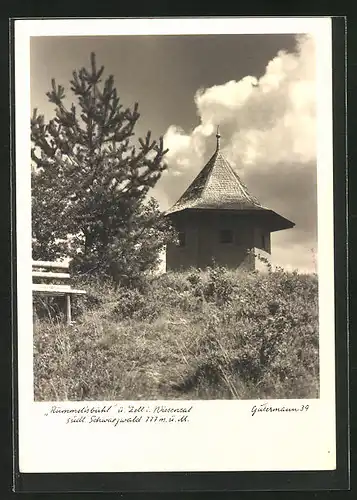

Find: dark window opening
[261,234,266,251]
[178,231,186,247]
[220,229,233,244]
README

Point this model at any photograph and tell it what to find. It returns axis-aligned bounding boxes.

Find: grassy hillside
[33,267,319,401]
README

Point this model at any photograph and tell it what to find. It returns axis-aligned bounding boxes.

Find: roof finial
[216,125,221,150]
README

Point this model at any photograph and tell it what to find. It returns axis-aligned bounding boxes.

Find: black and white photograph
[30,30,319,402]
[14,17,337,476]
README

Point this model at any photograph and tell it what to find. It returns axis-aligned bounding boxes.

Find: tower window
[178,231,186,247]
[261,234,267,251]
[220,229,233,244]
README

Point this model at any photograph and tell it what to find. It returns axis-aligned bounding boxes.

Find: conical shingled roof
[165,131,295,232]
[166,136,264,215]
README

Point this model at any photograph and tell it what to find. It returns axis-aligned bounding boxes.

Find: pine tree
[31,52,174,286]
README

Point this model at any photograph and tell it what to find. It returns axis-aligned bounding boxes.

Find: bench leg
[65,294,72,325]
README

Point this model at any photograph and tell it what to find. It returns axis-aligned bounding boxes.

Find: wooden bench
[32,261,86,325]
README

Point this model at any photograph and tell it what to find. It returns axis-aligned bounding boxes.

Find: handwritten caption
[251,402,310,417]
[44,404,193,427]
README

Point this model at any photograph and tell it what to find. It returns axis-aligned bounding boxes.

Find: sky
[30,33,317,273]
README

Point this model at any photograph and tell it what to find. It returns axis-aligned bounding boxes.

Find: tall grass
[33,267,319,401]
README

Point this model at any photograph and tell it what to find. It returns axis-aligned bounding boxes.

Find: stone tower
[165,130,294,271]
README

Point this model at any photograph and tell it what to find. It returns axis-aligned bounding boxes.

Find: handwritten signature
[251,402,310,416]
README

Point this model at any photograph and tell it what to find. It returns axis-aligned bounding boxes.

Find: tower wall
[166,211,266,272]
[166,225,199,270]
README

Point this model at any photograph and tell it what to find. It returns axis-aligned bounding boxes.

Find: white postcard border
[15,17,335,473]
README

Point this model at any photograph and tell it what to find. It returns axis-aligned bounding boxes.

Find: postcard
[14,17,337,479]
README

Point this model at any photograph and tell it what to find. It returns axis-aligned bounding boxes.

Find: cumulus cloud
[155,34,317,273]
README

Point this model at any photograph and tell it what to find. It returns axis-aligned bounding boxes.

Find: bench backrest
[32,261,71,281]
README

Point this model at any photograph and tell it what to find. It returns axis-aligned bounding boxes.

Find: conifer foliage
[31,53,174,285]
